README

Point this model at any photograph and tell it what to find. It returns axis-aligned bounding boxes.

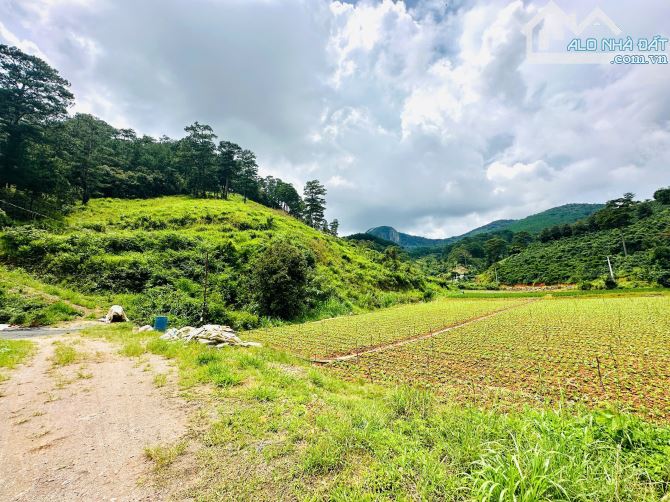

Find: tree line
[0,44,338,235]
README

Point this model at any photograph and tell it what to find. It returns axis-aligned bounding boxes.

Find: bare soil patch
[0,335,190,501]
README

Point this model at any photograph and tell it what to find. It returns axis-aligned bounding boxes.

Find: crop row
[331,296,670,419]
[247,297,529,358]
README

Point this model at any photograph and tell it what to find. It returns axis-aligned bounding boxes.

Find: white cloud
[486,160,552,181]
[1,0,669,236]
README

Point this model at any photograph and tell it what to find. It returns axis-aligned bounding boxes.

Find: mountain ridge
[366,203,604,249]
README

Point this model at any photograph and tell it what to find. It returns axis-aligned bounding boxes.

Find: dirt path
[0,321,101,340]
[0,335,189,501]
[311,299,539,364]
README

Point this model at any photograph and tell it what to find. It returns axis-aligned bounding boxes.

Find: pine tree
[328,219,339,236]
[237,149,258,202]
[0,44,74,189]
[303,179,326,229]
[216,140,241,199]
[178,122,217,198]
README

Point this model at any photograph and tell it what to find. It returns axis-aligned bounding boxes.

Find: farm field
[251,294,670,420]
[247,297,530,358]
[328,295,670,419]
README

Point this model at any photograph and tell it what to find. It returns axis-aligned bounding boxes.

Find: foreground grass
[50,340,83,367]
[0,339,35,381]
[0,339,34,368]
[83,324,670,500]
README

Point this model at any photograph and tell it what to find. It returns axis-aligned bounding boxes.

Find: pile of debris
[159,324,261,348]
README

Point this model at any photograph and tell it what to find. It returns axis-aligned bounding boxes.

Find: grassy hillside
[494,205,670,285]
[0,196,431,327]
[506,203,604,234]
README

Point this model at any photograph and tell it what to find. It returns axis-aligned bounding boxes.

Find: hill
[493,204,670,285]
[0,196,431,328]
[366,203,603,249]
[505,203,604,234]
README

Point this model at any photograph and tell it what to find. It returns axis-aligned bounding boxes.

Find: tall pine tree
[303,179,326,229]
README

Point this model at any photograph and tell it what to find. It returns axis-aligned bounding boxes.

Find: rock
[104,305,129,323]
[138,325,153,333]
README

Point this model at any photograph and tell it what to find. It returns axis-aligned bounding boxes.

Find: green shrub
[251,239,314,319]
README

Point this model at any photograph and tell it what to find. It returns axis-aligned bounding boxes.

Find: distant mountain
[505,203,605,234]
[366,203,604,249]
[365,226,401,244]
[365,226,452,248]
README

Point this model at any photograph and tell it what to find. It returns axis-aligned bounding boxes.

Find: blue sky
[1,0,668,236]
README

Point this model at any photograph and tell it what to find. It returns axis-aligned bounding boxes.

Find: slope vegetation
[495,205,670,285]
[0,196,429,327]
[506,203,604,234]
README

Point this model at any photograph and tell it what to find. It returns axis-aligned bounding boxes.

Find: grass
[0,288,82,326]
[51,341,82,366]
[153,373,168,387]
[120,339,145,357]
[144,441,188,471]
[83,323,670,500]
[0,195,431,329]
[0,339,34,380]
[0,264,105,310]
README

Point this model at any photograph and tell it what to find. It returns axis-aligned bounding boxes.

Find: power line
[0,199,60,221]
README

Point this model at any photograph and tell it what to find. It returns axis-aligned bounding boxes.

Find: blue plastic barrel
[154,316,169,332]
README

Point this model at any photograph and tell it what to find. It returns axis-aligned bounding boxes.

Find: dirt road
[0,335,189,501]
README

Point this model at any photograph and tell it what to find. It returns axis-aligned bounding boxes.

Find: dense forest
[0,44,337,234]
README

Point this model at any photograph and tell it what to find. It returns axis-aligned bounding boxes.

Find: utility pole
[201,250,209,325]
[606,256,615,281]
[494,266,499,284]
[619,230,628,257]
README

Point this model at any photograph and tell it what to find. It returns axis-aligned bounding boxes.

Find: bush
[250,239,314,319]
[126,286,202,326]
[604,276,618,289]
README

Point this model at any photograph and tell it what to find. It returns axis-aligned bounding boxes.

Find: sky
[1,0,669,237]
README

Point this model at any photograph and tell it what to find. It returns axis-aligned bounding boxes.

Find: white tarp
[159,324,261,348]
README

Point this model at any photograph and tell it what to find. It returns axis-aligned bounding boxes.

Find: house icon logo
[523,1,622,64]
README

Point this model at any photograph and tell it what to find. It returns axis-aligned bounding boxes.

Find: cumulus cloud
[1,0,668,236]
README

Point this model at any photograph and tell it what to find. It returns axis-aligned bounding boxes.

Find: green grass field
[0,196,432,328]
